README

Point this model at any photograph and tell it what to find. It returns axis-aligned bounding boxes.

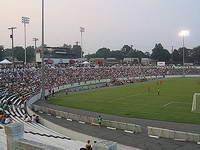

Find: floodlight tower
[8,27,17,63]
[178,30,190,76]
[22,16,30,64]
[41,0,45,101]
[80,27,85,59]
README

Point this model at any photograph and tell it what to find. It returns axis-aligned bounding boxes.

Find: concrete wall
[93,141,117,150]
[16,139,64,150]
[27,105,136,150]
[148,126,200,143]
[4,123,64,150]
[32,104,142,134]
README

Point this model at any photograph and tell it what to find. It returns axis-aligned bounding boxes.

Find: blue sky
[0,0,199,54]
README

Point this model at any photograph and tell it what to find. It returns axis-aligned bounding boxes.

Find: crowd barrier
[32,105,142,134]
[27,106,131,150]
[148,126,200,143]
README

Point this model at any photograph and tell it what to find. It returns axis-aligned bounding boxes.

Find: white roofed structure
[0,59,12,64]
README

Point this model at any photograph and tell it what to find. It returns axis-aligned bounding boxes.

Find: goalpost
[191,93,200,112]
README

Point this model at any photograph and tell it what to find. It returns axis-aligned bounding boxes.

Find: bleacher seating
[0,86,84,150]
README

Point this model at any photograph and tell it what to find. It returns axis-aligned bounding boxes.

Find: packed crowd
[1,66,200,98]
[0,65,200,124]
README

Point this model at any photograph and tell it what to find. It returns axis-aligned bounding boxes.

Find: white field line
[163,102,173,108]
[163,101,191,108]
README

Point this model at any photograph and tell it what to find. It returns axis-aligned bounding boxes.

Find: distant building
[44,47,75,59]
[157,61,166,66]
[89,58,105,65]
[36,46,81,64]
[123,58,139,64]
[89,58,120,66]
[141,58,151,65]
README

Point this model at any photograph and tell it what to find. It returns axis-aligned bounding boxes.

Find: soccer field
[48,78,200,124]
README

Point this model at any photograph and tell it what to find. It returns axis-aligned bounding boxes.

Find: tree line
[0,43,200,64]
[0,46,35,63]
[0,43,82,62]
[86,43,200,65]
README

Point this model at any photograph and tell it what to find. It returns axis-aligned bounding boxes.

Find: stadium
[1,65,200,150]
[1,1,200,150]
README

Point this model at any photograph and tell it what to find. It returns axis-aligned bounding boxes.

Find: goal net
[191,93,200,112]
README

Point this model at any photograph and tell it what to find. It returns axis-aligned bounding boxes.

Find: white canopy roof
[0,59,12,64]
[82,61,90,64]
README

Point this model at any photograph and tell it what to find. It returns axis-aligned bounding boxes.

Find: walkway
[35,101,200,150]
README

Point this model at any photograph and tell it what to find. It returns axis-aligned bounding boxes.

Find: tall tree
[96,48,111,58]
[26,46,35,62]
[177,47,192,64]
[110,50,124,60]
[14,47,25,61]
[171,49,181,64]
[121,45,133,58]
[4,48,12,60]
[71,45,82,58]
[151,43,171,62]
[63,43,72,49]
[0,46,4,61]
[191,46,200,64]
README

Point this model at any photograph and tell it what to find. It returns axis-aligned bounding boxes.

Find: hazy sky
[0,0,199,54]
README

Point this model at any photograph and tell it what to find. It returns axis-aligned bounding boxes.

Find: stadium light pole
[22,16,30,64]
[80,27,85,59]
[41,0,45,101]
[178,30,190,76]
[8,27,17,64]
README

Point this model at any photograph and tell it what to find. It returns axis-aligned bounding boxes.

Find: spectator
[31,115,36,122]
[4,115,12,124]
[24,115,31,122]
[35,116,40,123]
[85,140,92,150]
[97,115,103,127]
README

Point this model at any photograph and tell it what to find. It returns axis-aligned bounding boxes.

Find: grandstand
[0,86,84,150]
[1,66,200,150]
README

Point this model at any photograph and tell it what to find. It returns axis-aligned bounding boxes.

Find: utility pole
[33,38,39,62]
[75,41,79,46]
[80,27,85,59]
[171,46,174,53]
[33,38,39,49]
[41,0,45,101]
[179,30,189,77]
[8,27,17,64]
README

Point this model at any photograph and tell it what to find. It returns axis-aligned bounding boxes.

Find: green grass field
[48,78,200,124]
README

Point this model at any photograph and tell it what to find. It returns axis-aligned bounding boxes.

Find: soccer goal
[191,93,200,112]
